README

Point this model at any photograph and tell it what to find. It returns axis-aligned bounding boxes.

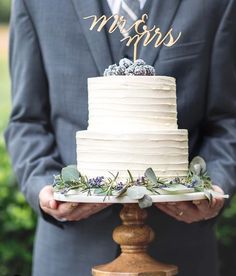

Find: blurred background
[0,1,236,275]
[0,1,36,276]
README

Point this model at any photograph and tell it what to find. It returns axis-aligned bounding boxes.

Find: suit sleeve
[4,0,63,217]
[199,0,236,197]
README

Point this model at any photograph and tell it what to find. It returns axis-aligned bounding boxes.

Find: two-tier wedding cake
[76,74,188,181]
[54,59,219,203]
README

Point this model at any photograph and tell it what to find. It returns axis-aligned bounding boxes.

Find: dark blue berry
[104,64,118,76]
[119,58,133,68]
[134,59,146,66]
[114,66,126,75]
[144,65,155,76]
[125,64,136,75]
[104,69,110,76]
[134,65,147,76]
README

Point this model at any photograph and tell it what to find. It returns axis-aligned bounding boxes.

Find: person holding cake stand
[5,0,236,276]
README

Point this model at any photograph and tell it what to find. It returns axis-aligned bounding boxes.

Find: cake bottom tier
[76,130,189,180]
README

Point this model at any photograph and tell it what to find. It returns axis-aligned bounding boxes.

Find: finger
[192,199,209,211]
[213,197,224,210]
[80,204,111,220]
[54,202,93,219]
[211,185,225,209]
[167,201,198,215]
[205,198,225,220]
[155,203,186,222]
[168,201,197,213]
[191,199,216,220]
[193,197,224,220]
[45,202,111,221]
[155,202,204,223]
[41,201,80,220]
[193,197,223,214]
[67,203,111,221]
[40,205,64,219]
[212,185,224,195]
[42,203,96,221]
[56,202,82,217]
[39,185,59,210]
[78,203,112,220]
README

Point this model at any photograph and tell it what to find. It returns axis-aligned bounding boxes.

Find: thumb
[212,184,224,195]
[39,185,58,210]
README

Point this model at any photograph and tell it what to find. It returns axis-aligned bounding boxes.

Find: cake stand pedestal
[54,192,208,276]
[92,203,177,276]
[92,204,178,276]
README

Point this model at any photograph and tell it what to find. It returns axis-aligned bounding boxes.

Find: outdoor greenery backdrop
[1,2,236,276]
[1,2,36,275]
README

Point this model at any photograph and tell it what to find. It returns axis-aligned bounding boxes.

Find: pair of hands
[39,185,225,223]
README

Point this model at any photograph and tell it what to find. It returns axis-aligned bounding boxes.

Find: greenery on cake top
[53,156,218,208]
[104,58,155,76]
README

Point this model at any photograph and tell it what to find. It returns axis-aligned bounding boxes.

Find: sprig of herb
[53,156,215,207]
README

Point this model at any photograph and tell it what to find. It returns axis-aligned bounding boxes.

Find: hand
[154,185,225,223]
[39,185,111,222]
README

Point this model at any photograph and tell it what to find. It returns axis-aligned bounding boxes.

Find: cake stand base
[92,254,177,276]
[92,204,178,276]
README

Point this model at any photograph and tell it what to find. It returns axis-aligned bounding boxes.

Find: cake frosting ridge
[76,74,189,180]
[88,76,177,132]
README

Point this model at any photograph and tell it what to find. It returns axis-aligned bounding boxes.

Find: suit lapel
[139,0,181,66]
[71,0,113,75]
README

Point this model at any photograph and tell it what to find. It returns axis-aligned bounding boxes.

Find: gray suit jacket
[5,0,236,275]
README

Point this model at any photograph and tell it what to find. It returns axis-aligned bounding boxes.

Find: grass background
[1,22,236,275]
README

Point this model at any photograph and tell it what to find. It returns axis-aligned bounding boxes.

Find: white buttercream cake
[76,75,189,180]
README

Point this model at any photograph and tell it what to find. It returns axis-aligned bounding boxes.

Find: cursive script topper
[83,13,181,61]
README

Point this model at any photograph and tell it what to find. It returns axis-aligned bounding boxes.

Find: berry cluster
[104,58,156,76]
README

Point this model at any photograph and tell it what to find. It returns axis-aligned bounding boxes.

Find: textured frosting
[88,76,177,132]
[77,130,188,179]
[76,76,189,180]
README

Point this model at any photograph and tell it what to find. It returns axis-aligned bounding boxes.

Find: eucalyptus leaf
[190,156,207,175]
[93,188,107,196]
[127,186,147,200]
[145,168,158,186]
[204,190,213,203]
[138,195,153,209]
[193,164,201,176]
[113,186,128,198]
[61,165,81,182]
[158,184,195,194]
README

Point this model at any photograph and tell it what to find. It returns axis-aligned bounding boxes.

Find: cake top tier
[88,76,178,132]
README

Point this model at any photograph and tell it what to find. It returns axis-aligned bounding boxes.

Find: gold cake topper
[84,13,181,61]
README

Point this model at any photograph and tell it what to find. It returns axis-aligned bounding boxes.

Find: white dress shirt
[107,0,147,15]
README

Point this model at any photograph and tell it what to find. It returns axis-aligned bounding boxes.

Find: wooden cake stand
[54,192,207,276]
